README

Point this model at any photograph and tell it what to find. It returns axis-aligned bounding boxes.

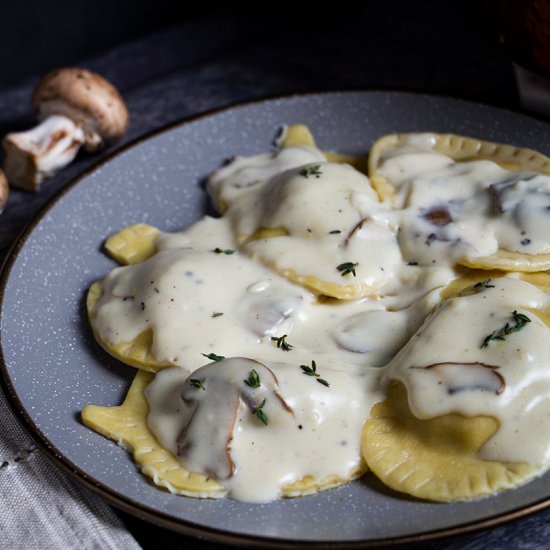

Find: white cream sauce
[92,140,550,502]
[146,358,379,503]
[378,135,550,263]
[386,277,550,464]
[214,157,404,293]
[207,146,326,211]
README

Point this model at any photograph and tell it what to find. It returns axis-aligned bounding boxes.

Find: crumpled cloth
[0,390,140,550]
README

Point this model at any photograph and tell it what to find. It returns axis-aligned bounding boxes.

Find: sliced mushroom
[240,284,303,337]
[422,206,453,226]
[3,68,128,192]
[413,362,505,395]
[177,358,292,480]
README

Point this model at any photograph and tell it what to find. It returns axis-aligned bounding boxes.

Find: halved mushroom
[3,68,129,192]
[413,362,505,395]
[177,358,293,480]
[0,169,8,213]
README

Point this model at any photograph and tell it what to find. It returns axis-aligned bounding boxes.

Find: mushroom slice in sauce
[489,174,539,215]
[240,285,304,337]
[421,205,453,226]
[413,362,505,395]
[177,358,292,480]
[333,309,411,367]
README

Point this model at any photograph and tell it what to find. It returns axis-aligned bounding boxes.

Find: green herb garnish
[202,352,225,362]
[271,334,293,351]
[244,369,261,388]
[300,360,330,387]
[337,262,358,277]
[213,247,235,255]
[189,379,206,390]
[255,399,268,426]
[299,165,322,178]
[474,279,495,289]
[212,312,224,318]
[481,310,531,348]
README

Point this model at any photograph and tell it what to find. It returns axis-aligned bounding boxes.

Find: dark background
[1,0,202,87]
[1,1,513,104]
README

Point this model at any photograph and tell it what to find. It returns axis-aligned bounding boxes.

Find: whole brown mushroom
[2,68,129,192]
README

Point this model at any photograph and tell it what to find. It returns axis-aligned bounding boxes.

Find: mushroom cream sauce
[91,133,550,502]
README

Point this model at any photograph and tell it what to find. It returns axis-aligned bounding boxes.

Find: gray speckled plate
[1,91,550,547]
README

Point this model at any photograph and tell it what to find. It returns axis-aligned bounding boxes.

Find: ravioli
[82,370,225,497]
[83,361,368,501]
[361,276,550,501]
[87,281,170,372]
[211,155,401,299]
[361,382,537,502]
[84,126,550,504]
[368,132,550,271]
[88,224,320,373]
[104,223,160,265]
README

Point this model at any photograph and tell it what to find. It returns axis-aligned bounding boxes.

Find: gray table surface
[1,5,549,549]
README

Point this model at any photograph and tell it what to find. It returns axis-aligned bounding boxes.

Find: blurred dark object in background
[498,0,550,117]
[0,0,202,87]
[498,0,550,79]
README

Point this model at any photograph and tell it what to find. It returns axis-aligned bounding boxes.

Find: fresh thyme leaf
[212,312,224,318]
[202,352,225,362]
[300,360,330,386]
[474,279,495,289]
[481,331,505,348]
[329,230,342,234]
[336,262,358,277]
[271,334,293,351]
[255,399,268,426]
[480,310,532,348]
[189,379,206,390]
[300,360,318,376]
[213,247,235,255]
[244,369,261,388]
[299,165,322,178]
[511,310,531,328]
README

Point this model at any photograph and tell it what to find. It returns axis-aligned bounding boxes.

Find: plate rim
[1,89,550,547]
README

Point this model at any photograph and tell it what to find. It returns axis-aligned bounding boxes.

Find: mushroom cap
[0,168,9,211]
[32,68,129,148]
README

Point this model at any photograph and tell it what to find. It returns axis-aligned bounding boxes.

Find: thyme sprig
[255,399,268,426]
[300,165,322,178]
[474,279,495,289]
[481,310,531,349]
[300,360,330,387]
[271,334,293,351]
[202,352,225,362]
[244,369,261,388]
[337,262,358,277]
[213,247,235,255]
[189,379,206,390]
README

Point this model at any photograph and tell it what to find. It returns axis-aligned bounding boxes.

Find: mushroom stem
[3,114,85,192]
